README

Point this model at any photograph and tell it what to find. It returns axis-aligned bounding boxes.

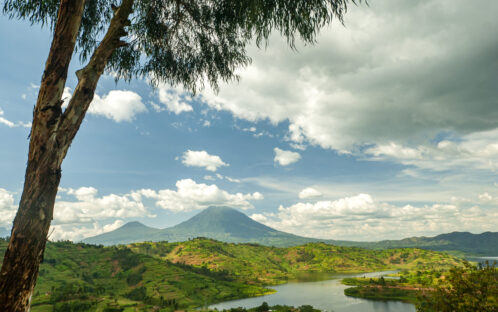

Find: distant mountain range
[82,206,498,256]
[83,206,317,247]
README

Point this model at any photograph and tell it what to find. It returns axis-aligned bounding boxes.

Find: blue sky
[1,0,497,241]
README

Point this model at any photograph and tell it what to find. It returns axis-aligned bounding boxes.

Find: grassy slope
[0,239,271,311]
[127,238,464,285]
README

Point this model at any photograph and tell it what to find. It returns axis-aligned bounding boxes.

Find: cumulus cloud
[365,128,498,172]
[136,179,263,211]
[155,83,193,114]
[55,187,151,224]
[192,0,498,163]
[0,108,31,128]
[255,193,498,241]
[89,90,147,122]
[0,188,17,227]
[181,150,228,172]
[274,148,301,166]
[298,187,323,199]
[50,220,125,242]
[62,88,147,122]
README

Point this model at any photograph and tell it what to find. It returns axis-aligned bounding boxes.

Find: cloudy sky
[1,0,497,242]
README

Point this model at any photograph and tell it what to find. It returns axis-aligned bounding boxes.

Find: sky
[0,0,497,242]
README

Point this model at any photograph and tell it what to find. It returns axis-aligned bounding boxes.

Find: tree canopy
[1,0,358,310]
[4,0,354,91]
[417,261,498,312]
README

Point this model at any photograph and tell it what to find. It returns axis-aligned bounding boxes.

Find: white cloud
[250,213,268,223]
[181,150,228,172]
[157,84,193,114]
[0,108,15,128]
[255,193,498,241]
[174,0,498,179]
[298,187,323,199]
[225,176,241,183]
[204,174,241,183]
[274,148,301,166]
[89,90,147,122]
[0,108,31,128]
[137,179,263,211]
[365,128,498,172]
[50,220,124,242]
[0,188,17,227]
[62,88,147,122]
[55,187,151,224]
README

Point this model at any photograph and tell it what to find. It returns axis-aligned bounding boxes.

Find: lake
[209,271,416,312]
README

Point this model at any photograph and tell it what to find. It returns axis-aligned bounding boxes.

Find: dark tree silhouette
[0,0,358,310]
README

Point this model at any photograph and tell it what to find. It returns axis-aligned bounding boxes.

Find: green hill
[347,231,498,256]
[83,206,498,255]
[0,237,466,310]
[128,238,464,285]
[0,238,271,311]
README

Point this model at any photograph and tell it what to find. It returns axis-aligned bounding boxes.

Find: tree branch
[56,0,134,164]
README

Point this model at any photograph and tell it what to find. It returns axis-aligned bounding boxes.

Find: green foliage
[232,303,321,312]
[0,240,272,311]
[344,286,419,304]
[416,261,498,312]
[3,0,356,91]
[256,301,270,312]
[128,238,464,286]
[124,286,146,301]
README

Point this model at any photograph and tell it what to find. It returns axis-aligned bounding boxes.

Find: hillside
[349,231,498,256]
[0,237,466,310]
[127,238,464,285]
[83,206,498,255]
[0,238,270,311]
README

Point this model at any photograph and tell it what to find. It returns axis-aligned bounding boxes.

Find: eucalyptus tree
[0,0,356,310]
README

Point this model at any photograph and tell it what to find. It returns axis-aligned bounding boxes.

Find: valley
[0,237,466,311]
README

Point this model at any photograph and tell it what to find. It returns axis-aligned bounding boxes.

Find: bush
[417,261,497,312]
[125,286,147,301]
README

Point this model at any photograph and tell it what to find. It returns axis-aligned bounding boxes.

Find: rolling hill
[351,231,498,256]
[83,206,498,255]
[0,236,464,310]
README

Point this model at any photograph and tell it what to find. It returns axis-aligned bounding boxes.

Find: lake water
[467,256,498,265]
[209,271,415,312]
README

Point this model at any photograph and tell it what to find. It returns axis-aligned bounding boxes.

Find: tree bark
[0,0,133,310]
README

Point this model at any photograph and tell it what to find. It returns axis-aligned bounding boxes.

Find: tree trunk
[0,0,134,310]
[0,1,86,310]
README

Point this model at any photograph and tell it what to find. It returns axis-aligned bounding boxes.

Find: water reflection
[209,271,415,312]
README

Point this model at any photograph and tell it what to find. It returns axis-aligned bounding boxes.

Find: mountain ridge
[82,206,498,255]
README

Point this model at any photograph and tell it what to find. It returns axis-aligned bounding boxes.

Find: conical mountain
[82,207,498,255]
[170,206,278,238]
[82,206,320,246]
